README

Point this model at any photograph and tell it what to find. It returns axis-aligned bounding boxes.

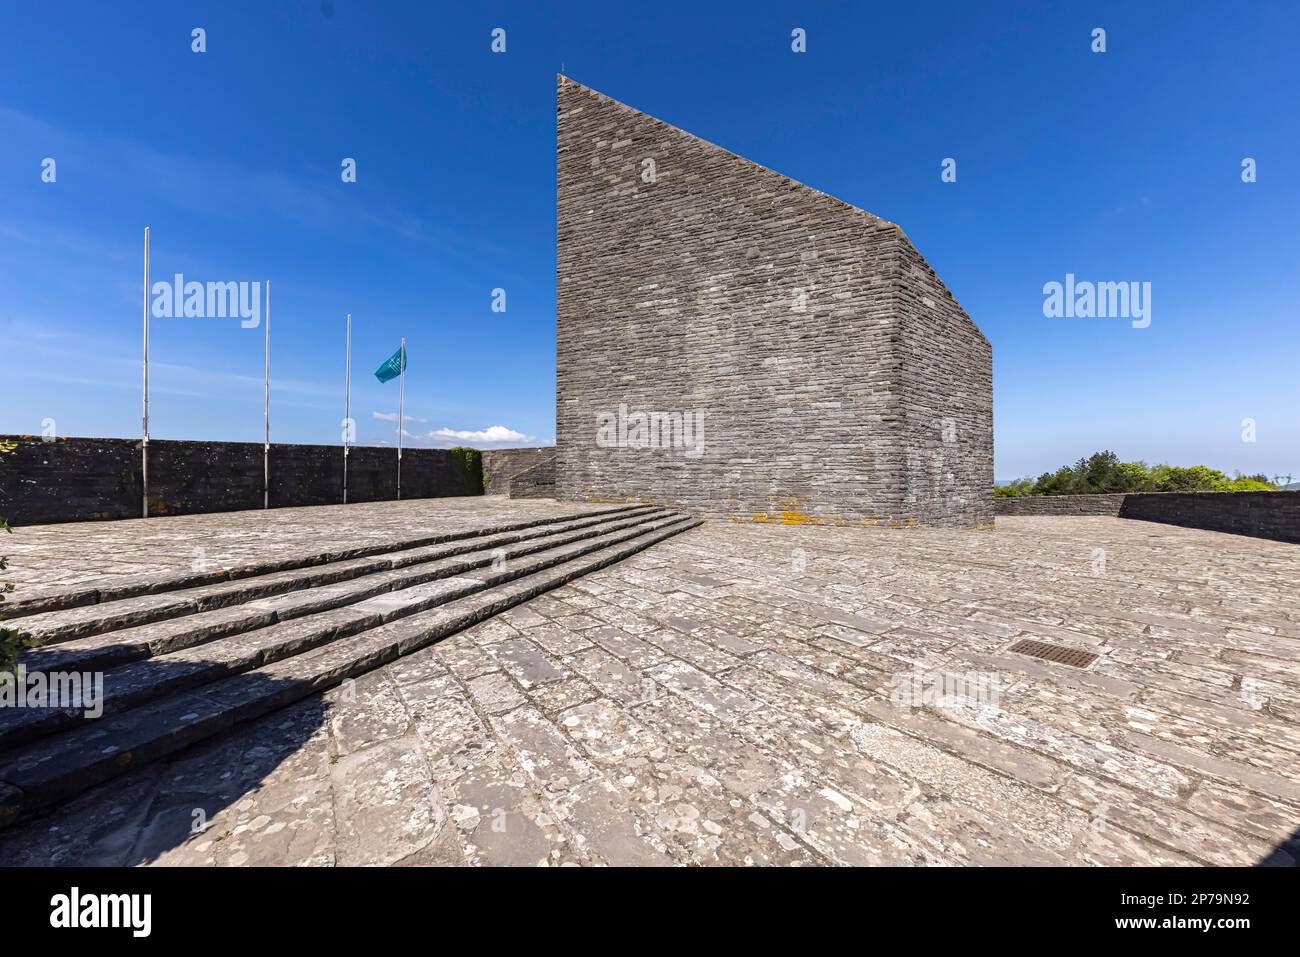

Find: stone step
[0,511,689,751]
[15,505,669,646]
[1,502,653,620]
[0,516,701,827]
[19,504,665,674]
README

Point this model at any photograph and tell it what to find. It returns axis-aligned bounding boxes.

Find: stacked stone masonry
[1120,491,1300,544]
[995,491,1300,544]
[481,448,556,496]
[994,494,1127,517]
[506,456,557,499]
[555,77,993,527]
[0,436,477,525]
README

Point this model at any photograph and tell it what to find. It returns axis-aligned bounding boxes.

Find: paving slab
[2,509,1299,865]
[1,496,633,607]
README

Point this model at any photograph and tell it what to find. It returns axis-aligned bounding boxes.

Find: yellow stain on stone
[779,509,823,525]
[749,498,830,526]
[730,500,931,529]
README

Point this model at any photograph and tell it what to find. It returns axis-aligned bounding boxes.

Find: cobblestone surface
[2,512,1298,866]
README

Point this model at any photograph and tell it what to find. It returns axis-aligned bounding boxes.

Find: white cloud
[372,411,428,423]
[426,425,536,448]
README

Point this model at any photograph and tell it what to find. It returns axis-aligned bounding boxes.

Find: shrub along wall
[448,447,484,495]
[0,436,482,525]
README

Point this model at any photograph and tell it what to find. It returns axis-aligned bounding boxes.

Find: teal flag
[373,345,406,383]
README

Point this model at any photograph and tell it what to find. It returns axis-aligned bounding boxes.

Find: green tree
[1032,464,1083,496]
[1030,450,1147,495]
[996,451,1279,498]
[1109,460,1152,492]
[993,478,1034,498]
[1080,450,1120,491]
[1226,472,1278,491]
[1151,464,1231,492]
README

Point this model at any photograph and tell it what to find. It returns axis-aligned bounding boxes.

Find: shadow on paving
[0,660,338,866]
[1258,827,1300,866]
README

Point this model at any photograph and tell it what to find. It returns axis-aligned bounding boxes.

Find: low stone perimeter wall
[0,436,479,525]
[481,448,555,496]
[997,491,1300,544]
[1119,491,1300,544]
[995,494,1127,516]
[506,456,557,499]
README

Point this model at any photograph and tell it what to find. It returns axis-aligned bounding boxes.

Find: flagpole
[263,280,270,510]
[142,226,150,518]
[397,336,405,500]
[343,314,351,505]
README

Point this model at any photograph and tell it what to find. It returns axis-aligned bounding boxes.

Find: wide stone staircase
[0,503,698,829]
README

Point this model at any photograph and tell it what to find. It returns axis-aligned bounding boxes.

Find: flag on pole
[374,346,406,383]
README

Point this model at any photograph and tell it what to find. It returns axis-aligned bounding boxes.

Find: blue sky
[1,1,1296,480]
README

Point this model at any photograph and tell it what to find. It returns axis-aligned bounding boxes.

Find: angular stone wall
[995,491,1300,543]
[0,436,477,525]
[505,456,556,499]
[995,494,1128,516]
[896,236,995,526]
[555,77,992,526]
[481,447,555,496]
[1120,491,1300,544]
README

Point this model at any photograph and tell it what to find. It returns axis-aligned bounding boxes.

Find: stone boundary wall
[481,448,556,496]
[506,457,557,499]
[0,436,478,526]
[997,491,1300,544]
[1119,491,1300,544]
[994,494,1127,516]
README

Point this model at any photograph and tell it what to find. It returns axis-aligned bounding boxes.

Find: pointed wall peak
[555,82,992,526]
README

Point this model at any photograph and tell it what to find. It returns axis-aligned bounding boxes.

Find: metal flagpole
[397,337,405,500]
[263,281,270,509]
[142,226,150,518]
[343,314,351,504]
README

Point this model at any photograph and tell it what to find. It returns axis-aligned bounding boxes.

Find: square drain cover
[1008,639,1098,669]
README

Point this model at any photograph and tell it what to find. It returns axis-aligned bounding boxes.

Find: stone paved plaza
[1,502,1298,866]
[1,497,622,600]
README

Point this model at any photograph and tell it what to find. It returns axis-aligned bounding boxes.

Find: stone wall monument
[556,77,993,527]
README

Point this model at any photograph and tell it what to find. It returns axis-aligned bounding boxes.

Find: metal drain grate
[1008,639,1099,669]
